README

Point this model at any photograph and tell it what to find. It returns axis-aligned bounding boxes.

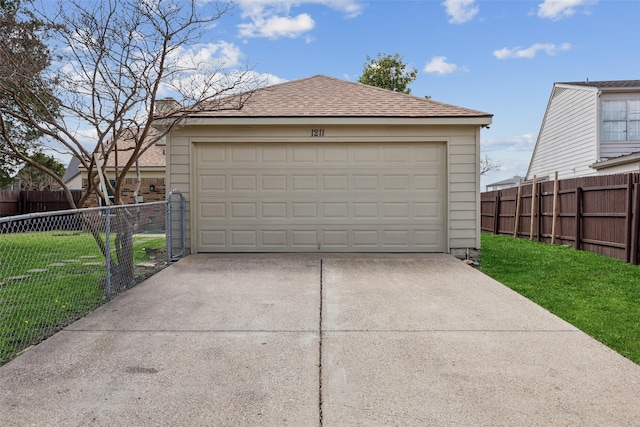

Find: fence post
[551,172,559,244]
[105,206,112,301]
[631,183,640,265]
[514,180,522,238]
[625,173,634,263]
[536,181,543,242]
[530,175,537,240]
[166,195,172,263]
[574,187,582,250]
[493,195,500,234]
[180,193,186,256]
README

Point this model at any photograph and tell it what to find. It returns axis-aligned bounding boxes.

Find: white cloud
[239,13,315,39]
[235,1,363,39]
[493,42,571,59]
[424,56,459,75]
[442,0,479,24]
[537,0,596,20]
[168,41,243,70]
[482,133,536,151]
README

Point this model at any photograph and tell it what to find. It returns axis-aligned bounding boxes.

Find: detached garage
[163,75,492,254]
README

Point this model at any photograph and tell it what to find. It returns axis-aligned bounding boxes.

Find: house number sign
[311,129,325,137]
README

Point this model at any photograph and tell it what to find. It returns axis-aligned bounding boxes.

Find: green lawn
[0,231,166,365]
[480,233,640,364]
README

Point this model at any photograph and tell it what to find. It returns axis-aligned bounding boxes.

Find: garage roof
[188,75,492,119]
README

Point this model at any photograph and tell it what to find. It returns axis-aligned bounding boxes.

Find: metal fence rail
[0,192,185,365]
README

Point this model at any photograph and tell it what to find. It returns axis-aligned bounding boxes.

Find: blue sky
[189,0,639,189]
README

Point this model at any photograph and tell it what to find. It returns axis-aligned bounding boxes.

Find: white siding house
[161,75,492,255]
[526,80,640,181]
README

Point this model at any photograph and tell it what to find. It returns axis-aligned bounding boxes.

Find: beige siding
[528,86,599,180]
[167,123,482,253]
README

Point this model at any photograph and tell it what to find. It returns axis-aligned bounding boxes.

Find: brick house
[80,131,166,207]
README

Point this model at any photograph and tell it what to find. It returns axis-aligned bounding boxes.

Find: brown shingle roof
[101,129,165,168]
[191,75,491,118]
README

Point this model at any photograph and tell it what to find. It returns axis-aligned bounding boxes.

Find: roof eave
[173,116,493,127]
[591,152,640,170]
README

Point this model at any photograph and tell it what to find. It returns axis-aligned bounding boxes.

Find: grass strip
[480,233,640,365]
[0,231,166,365]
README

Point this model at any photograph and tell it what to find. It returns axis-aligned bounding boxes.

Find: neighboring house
[160,75,492,255]
[61,156,82,190]
[486,176,523,192]
[80,130,166,207]
[527,80,640,180]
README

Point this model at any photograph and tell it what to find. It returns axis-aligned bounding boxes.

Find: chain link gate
[0,192,186,365]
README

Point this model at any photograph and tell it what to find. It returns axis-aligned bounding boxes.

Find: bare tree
[480,155,501,176]
[0,0,264,290]
[0,0,262,207]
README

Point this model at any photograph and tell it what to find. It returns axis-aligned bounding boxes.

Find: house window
[603,99,640,141]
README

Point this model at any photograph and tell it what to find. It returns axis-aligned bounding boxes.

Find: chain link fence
[0,191,185,365]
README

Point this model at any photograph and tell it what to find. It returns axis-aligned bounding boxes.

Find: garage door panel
[292,203,317,218]
[353,202,378,219]
[413,174,440,191]
[262,175,288,190]
[261,230,288,247]
[201,202,226,219]
[195,142,445,252]
[382,146,411,163]
[199,146,226,164]
[382,202,411,219]
[383,175,410,191]
[322,146,349,162]
[230,203,257,219]
[230,175,257,191]
[261,146,288,162]
[414,230,442,247]
[200,175,226,191]
[352,175,378,190]
[292,147,318,163]
[262,202,287,219]
[231,146,257,162]
[292,175,318,191]
[414,145,443,163]
[292,230,318,247]
[200,230,226,247]
[322,175,349,191]
[230,230,257,246]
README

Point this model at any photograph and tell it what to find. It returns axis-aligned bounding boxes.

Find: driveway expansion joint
[318,258,324,427]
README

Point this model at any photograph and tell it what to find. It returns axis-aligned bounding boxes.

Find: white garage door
[194,142,445,252]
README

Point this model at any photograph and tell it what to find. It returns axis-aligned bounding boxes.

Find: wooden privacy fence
[481,172,640,264]
[0,190,82,217]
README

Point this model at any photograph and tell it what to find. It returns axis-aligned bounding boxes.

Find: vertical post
[625,173,633,263]
[105,206,112,301]
[493,195,500,234]
[575,187,582,250]
[180,193,186,256]
[514,180,522,238]
[166,193,172,263]
[631,183,640,265]
[536,181,543,242]
[551,172,559,245]
[529,175,537,240]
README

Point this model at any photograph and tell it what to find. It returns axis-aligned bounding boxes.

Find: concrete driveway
[1,254,640,426]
